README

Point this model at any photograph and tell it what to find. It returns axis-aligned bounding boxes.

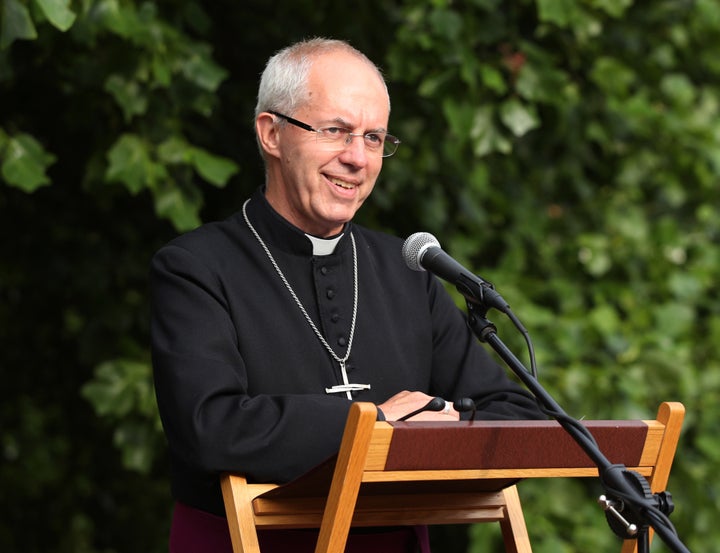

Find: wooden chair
[221,401,685,553]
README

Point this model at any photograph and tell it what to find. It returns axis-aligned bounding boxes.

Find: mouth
[326,176,357,190]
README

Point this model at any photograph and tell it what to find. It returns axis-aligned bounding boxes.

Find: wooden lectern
[221,401,684,553]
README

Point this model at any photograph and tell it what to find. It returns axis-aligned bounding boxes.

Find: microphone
[397,397,476,421]
[453,398,477,419]
[402,232,510,313]
[397,396,445,421]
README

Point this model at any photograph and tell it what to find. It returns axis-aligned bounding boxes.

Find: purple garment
[169,501,431,552]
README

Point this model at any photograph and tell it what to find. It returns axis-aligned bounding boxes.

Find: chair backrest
[221,401,685,553]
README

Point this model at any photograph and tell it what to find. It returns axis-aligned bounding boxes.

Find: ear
[256,112,281,159]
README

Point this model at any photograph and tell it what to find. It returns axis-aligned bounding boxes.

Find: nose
[338,134,369,167]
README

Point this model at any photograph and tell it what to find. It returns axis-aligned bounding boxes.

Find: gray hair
[254,38,390,119]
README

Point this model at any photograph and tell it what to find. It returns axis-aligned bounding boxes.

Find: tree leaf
[157,136,238,187]
[189,147,238,187]
[104,74,148,122]
[105,133,165,194]
[152,182,202,231]
[82,360,161,474]
[81,362,134,418]
[469,105,511,156]
[0,133,56,191]
[1,0,37,49]
[536,0,579,27]
[34,0,77,32]
[157,135,191,164]
[479,64,507,95]
[181,50,228,91]
[499,98,540,137]
[113,421,156,473]
[590,56,636,96]
[81,359,158,418]
[428,8,463,41]
[660,73,696,108]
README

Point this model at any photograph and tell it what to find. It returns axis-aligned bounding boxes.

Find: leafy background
[1,0,718,551]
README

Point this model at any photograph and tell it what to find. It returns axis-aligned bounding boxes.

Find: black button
[331,313,340,323]
[337,336,347,346]
[320,266,328,275]
[326,288,335,299]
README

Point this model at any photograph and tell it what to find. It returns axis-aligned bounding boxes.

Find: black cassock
[151,187,542,516]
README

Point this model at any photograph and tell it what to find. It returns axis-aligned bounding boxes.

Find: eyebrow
[323,116,387,134]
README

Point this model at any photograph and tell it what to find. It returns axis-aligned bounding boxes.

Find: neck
[262,185,346,238]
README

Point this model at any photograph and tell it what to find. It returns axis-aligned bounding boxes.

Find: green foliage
[383,1,720,551]
[1,0,37,49]
[0,128,56,190]
[1,0,76,49]
[2,0,720,551]
[0,0,239,231]
[81,358,162,474]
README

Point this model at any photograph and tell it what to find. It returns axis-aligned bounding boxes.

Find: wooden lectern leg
[314,403,378,553]
[221,474,262,553]
[620,401,685,553]
[499,485,532,553]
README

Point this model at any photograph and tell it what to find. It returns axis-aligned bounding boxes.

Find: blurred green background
[2,0,718,551]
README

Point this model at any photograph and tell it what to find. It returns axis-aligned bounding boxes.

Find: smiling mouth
[328,176,356,190]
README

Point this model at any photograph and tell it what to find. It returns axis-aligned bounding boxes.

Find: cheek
[364,163,383,191]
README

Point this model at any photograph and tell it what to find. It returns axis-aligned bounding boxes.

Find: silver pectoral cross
[325,360,371,399]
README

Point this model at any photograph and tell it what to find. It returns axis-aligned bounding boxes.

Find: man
[151,38,543,552]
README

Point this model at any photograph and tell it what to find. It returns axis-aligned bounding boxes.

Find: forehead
[303,51,389,125]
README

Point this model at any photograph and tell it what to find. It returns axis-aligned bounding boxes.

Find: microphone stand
[464,298,691,553]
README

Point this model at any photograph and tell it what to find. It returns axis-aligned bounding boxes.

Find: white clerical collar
[305,233,344,256]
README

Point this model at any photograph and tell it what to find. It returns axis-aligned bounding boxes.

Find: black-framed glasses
[268,110,401,158]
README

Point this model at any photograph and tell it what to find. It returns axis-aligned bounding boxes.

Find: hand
[378,390,459,422]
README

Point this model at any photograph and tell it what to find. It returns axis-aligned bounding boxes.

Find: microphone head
[425,396,446,412]
[453,398,476,412]
[402,232,441,271]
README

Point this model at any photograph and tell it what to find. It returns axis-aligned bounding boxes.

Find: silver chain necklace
[242,199,370,399]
